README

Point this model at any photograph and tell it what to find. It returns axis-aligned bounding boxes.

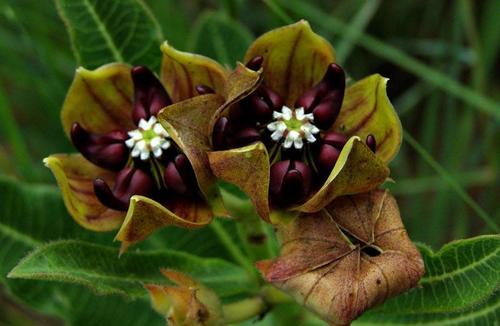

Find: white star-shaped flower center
[125,116,171,161]
[266,106,320,149]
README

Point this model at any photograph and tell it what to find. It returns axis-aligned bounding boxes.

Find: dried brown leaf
[257,190,424,325]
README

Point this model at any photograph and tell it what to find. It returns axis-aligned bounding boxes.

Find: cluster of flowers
[46,21,423,325]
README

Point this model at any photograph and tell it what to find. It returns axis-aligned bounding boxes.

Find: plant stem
[209,219,259,283]
[222,286,292,323]
[220,185,274,262]
[223,297,266,324]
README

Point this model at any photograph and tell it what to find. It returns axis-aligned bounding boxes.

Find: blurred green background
[0,0,498,323]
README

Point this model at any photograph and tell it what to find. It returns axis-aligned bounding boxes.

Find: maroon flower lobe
[131,66,172,124]
[323,131,348,149]
[164,154,196,195]
[295,63,345,129]
[240,86,283,123]
[232,126,261,147]
[212,117,232,150]
[94,167,155,211]
[270,160,312,205]
[317,144,341,173]
[71,122,128,171]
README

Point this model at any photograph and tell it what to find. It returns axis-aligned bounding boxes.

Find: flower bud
[212,117,232,150]
[93,167,155,211]
[295,63,345,130]
[71,122,128,171]
[131,66,172,124]
[146,269,224,326]
[164,154,196,195]
[270,160,312,205]
[366,134,376,152]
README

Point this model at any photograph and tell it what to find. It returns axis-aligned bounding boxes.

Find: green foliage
[0,176,163,324]
[9,240,256,299]
[188,11,254,66]
[356,236,500,325]
[55,0,164,69]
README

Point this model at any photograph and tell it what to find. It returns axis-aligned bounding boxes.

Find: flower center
[125,116,171,160]
[267,106,320,149]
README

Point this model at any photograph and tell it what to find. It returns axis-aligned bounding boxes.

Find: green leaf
[188,11,254,66]
[0,177,250,324]
[0,176,157,323]
[355,235,500,325]
[55,0,163,69]
[8,240,256,299]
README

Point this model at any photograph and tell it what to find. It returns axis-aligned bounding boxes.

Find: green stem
[209,219,259,283]
[403,131,499,232]
[221,187,274,262]
[222,286,292,323]
[223,297,266,324]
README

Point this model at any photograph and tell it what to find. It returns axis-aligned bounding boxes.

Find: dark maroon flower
[208,58,363,207]
[70,66,200,211]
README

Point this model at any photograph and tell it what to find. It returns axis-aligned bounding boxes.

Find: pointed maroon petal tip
[246,56,264,71]
[93,178,128,211]
[195,84,215,95]
[131,66,151,76]
[366,134,376,152]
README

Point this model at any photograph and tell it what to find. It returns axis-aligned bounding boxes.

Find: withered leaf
[257,190,424,325]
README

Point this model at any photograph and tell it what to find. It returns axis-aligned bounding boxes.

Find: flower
[44,44,229,252]
[180,20,401,221]
[157,23,421,323]
[145,269,225,326]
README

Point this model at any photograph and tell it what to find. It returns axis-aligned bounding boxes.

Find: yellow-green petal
[294,136,389,213]
[333,74,402,163]
[160,41,227,102]
[158,94,226,215]
[208,143,270,222]
[44,154,124,231]
[61,63,134,136]
[115,195,212,254]
[244,20,335,106]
